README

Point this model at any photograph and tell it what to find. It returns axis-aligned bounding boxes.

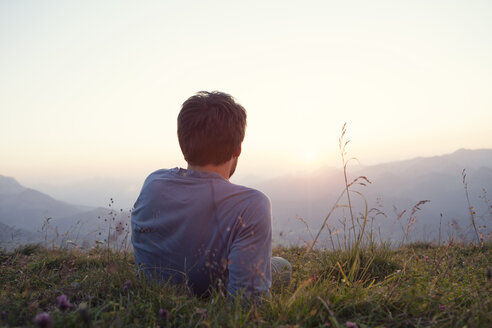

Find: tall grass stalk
[438,213,443,246]
[307,124,376,286]
[339,123,356,246]
[462,169,481,243]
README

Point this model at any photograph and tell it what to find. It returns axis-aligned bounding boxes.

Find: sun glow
[300,149,319,165]
[0,1,491,185]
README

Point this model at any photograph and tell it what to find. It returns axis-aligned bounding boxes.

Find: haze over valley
[1,148,491,250]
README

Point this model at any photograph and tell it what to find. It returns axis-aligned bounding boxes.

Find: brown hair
[177,91,247,166]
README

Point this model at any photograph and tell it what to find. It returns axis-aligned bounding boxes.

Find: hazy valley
[1,148,491,250]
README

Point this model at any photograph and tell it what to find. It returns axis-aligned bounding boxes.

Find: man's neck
[187,162,232,180]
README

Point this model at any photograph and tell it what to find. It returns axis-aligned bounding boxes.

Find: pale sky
[1,0,491,186]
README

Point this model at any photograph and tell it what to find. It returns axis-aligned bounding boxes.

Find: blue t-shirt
[131,168,272,296]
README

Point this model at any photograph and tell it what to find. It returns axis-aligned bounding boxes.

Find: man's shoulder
[226,182,271,211]
[145,168,177,180]
[141,168,178,186]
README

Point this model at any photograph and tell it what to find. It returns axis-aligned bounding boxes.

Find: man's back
[131,167,272,296]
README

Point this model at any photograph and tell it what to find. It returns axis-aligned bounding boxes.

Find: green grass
[0,242,490,327]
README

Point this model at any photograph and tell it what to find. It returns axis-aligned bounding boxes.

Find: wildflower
[158,308,169,321]
[346,321,358,328]
[34,312,52,328]
[56,294,73,311]
[439,304,447,311]
[122,279,132,291]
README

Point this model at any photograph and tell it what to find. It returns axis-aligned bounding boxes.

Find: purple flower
[158,308,169,321]
[34,312,52,328]
[346,321,358,328]
[439,304,447,311]
[56,294,73,311]
[122,280,132,291]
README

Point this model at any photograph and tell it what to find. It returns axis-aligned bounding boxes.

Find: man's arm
[227,193,272,298]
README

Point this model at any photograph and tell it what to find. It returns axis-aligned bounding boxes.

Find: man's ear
[235,144,242,157]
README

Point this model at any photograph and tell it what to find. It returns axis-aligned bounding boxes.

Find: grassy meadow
[0,241,491,327]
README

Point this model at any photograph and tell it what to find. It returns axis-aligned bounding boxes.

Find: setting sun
[0,0,490,185]
[300,149,318,165]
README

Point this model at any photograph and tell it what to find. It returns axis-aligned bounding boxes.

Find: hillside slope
[0,243,490,327]
[0,175,129,247]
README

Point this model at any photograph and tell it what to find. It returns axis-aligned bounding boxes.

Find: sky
[1,0,491,187]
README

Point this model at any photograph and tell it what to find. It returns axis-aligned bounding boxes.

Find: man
[131,91,287,298]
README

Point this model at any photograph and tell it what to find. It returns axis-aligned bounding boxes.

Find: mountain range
[1,148,491,249]
[0,175,130,250]
[253,148,492,246]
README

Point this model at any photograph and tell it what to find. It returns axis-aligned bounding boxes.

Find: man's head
[177,91,247,168]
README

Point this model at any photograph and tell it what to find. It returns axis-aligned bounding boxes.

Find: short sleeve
[227,192,272,297]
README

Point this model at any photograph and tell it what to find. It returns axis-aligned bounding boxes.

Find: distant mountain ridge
[1,148,491,248]
[0,175,129,249]
[251,148,492,245]
[358,148,492,177]
[0,175,25,195]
